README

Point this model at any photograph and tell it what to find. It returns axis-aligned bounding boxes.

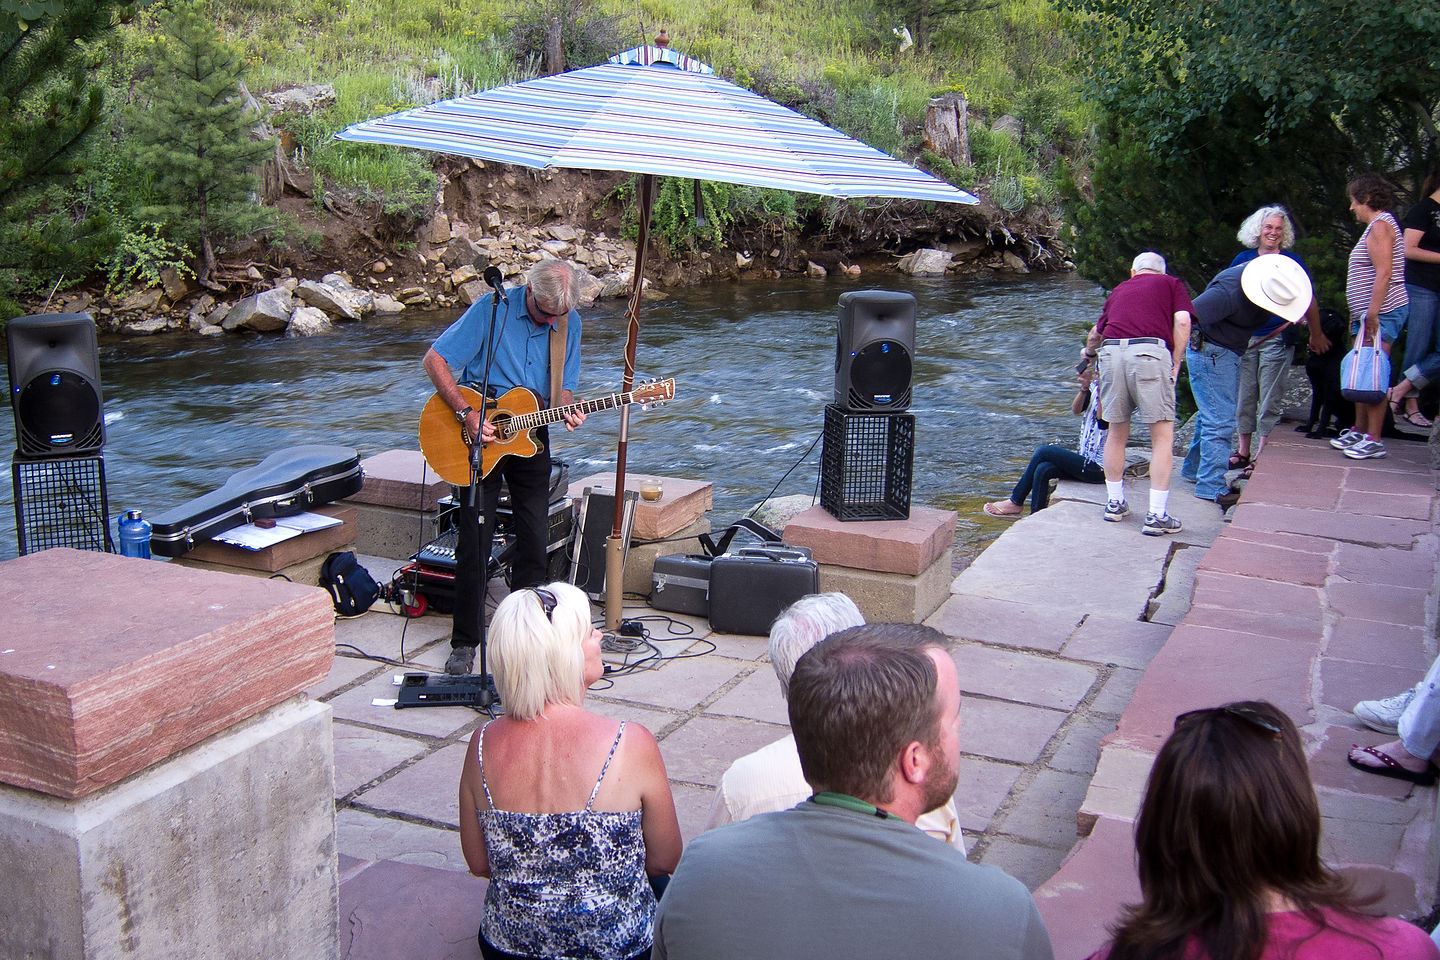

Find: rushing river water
[0,272,1108,563]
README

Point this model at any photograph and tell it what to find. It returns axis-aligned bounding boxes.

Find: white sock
[1106,481,1125,503]
[1150,489,1170,517]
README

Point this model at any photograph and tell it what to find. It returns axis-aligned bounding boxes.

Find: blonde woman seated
[459,583,682,960]
[1087,701,1438,960]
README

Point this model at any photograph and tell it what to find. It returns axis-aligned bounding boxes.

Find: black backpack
[319,551,380,617]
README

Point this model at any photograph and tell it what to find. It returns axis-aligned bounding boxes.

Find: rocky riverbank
[36,152,1071,338]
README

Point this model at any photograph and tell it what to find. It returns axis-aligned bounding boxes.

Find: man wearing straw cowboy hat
[1182,255,1313,511]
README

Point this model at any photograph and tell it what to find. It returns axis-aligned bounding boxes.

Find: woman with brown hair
[1087,701,1438,960]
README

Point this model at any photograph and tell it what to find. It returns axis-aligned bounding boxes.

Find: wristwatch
[454,405,473,424]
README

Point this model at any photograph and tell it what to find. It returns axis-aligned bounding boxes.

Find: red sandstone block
[1196,537,1330,586]
[0,548,334,799]
[1327,580,1428,626]
[1190,569,1324,618]
[1112,623,1316,748]
[782,504,955,576]
[1184,604,1323,642]
[1223,526,1336,555]
[566,472,712,542]
[1332,540,1437,587]
[1337,490,1433,521]
[1230,505,1425,546]
[346,449,449,511]
[1327,619,1430,672]
[1033,816,1140,960]
[1241,463,1344,510]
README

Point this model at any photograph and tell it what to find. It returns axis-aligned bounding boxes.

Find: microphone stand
[469,283,510,709]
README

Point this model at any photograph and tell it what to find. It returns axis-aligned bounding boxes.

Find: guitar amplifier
[708,545,818,636]
[413,499,574,580]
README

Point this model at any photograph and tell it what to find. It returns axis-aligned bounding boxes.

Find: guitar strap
[548,309,567,416]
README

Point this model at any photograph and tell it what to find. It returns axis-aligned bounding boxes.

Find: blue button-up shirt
[432,284,581,404]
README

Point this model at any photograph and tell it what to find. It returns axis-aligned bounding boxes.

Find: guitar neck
[508,389,639,432]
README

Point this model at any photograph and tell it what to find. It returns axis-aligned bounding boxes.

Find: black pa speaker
[834,290,915,412]
[6,313,105,458]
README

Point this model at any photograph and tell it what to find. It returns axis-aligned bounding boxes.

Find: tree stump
[925,92,970,167]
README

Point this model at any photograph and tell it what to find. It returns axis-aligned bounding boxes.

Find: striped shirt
[1346,211,1409,319]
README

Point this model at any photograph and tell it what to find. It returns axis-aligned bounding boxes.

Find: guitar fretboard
[501,389,644,436]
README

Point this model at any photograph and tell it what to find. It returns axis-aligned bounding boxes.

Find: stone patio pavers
[319,424,1437,960]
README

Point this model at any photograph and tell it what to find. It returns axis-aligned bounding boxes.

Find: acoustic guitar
[418,379,676,485]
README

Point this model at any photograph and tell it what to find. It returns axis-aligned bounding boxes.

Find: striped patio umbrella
[338,38,976,626]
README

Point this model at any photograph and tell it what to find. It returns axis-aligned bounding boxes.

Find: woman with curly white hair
[1228,205,1324,471]
[459,582,681,960]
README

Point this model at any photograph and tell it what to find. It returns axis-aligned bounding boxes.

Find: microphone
[483,265,508,304]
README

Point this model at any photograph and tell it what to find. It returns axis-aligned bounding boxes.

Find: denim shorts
[1351,306,1408,345]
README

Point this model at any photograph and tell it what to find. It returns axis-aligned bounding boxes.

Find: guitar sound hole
[492,414,512,440]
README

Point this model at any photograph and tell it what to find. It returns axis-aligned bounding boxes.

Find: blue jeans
[1400,284,1440,392]
[1182,342,1242,501]
[1007,445,1104,513]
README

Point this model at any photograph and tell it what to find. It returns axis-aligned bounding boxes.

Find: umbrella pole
[604,173,654,631]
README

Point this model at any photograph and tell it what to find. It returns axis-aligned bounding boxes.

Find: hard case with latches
[707,545,819,636]
[649,553,713,617]
[149,445,363,557]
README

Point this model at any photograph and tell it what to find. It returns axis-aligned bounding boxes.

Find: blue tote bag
[1340,329,1390,404]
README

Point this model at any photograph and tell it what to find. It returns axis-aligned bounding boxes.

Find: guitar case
[149,445,364,557]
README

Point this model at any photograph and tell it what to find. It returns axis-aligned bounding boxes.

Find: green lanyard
[808,791,904,822]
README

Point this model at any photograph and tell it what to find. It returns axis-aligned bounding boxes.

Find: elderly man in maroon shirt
[1082,252,1194,536]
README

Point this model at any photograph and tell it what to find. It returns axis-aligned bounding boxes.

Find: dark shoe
[445,645,477,676]
[1347,745,1438,785]
[1216,490,1241,510]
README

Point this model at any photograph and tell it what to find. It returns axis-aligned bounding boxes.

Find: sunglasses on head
[531,587,557,621]
[1174,704,1284,739]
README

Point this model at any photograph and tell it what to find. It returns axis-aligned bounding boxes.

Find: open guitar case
[149,445,364,557]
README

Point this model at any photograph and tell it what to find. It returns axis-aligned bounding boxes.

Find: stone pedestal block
[623,517,710,596]
[347,449,450,512]
[0,548,334,799]
[0,697,338,960]
[818,548,954,624]
[783,505,956,576]
[178,503,357,572]
[343,449,450,559]
[566,472,713,541]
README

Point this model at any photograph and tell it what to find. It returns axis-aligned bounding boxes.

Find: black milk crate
[12,454,112,555]
[820,405,914,521]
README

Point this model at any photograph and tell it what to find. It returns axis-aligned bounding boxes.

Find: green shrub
[103,223,194,296]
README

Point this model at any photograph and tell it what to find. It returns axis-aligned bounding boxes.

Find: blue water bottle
[118,510,153,559]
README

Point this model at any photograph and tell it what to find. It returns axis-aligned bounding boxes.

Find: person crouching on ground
[985,356,1108,518]
[458,582,682,960]
[1086,700,1439,960]
[1082,251,1193,536]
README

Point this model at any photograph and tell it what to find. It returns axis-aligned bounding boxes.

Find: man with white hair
[703,593,965,851]
[1083,252,1194,535]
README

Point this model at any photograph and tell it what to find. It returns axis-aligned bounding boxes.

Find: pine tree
[127,0,273,285]
[0,0,136,313]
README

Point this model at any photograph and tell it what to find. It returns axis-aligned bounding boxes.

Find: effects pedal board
[394,672,496,709]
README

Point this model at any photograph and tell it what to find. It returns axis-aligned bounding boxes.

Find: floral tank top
[477,720,655,960]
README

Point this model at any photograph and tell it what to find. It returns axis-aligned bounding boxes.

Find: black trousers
[451,427,552,649]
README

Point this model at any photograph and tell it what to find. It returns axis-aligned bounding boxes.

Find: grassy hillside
[198,0,1091,223]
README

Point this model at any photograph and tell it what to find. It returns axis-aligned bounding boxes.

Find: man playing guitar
[422,259,587,675]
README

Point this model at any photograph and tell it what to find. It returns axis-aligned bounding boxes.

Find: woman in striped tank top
[1332,173,1409,461]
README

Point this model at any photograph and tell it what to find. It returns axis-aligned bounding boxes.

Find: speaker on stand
[834,290,915,412]
[823,291,916,521]
[7,313,112,554]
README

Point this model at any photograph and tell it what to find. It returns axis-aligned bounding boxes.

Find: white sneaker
[1329,428,1363,451]
[1353,689,1416,735]
[1344,438,1387,460]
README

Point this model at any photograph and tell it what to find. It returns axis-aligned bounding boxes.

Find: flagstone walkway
[325,427,1438,960]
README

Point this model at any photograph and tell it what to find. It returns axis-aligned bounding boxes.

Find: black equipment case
[708,545,819,636]
[149,445,363,557]
[649,554,713,617]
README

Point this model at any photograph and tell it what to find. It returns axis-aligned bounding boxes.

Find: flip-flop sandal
[1347,745,1439,785]
[1401,410,1434,430]
[1241,461,1255,478]
[1228,453,1251,470]
[983,502,1022,519]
